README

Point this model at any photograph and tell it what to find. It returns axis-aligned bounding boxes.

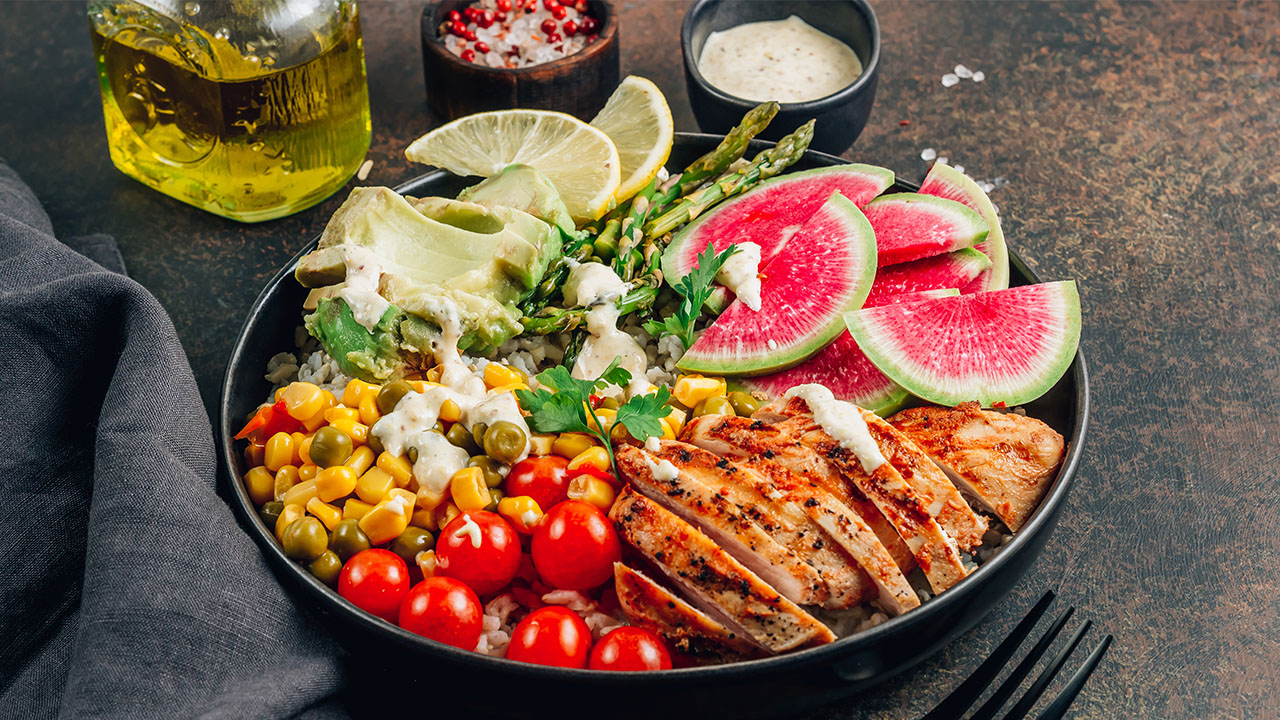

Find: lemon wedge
[590,76,674,204]
[405,110,621,222]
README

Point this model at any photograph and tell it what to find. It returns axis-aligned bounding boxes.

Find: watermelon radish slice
[918,162,1009,292]
[662,164,894,311]
[677,192,877,376]
[845,281,1081,407]
[736,289,959,414]
[863,193,989,267]
[864,248,992,307]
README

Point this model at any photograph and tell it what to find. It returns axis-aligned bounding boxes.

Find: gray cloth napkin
[0,158,348,719]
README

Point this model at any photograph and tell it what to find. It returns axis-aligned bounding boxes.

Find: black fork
[920,591,1112,720]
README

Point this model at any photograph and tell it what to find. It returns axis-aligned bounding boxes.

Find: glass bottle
[88,0,371,222]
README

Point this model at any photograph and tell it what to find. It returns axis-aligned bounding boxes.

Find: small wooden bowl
[421,0,620,121]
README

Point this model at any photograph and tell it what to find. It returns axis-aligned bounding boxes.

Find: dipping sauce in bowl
[696,15,863,103]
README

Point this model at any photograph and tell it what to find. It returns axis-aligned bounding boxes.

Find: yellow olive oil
[90,4,371,222]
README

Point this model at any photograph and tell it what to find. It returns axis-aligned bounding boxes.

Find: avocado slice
[457,163,578,237]
[304,298,420,382]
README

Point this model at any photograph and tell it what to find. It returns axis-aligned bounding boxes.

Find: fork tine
[1036,635,1114,720]
[919,591,1056,720]
[999,620,1093,720]
[967,606,1076,720]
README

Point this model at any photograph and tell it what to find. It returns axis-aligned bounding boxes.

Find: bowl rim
[422,0,618,76]
[218,131,1089,684]
[680,0,882,112]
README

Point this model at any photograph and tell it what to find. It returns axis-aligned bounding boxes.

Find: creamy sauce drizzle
[338,245,391,331]
[565,262,650,398]
[784,384,886,473]
[697,16,864,104]
[644,453,681,483]
[716,242,763,311]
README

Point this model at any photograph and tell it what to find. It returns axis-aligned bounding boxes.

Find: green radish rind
[862,193,989,266]
[845,281,1081,407]
[677,192,878,376]
[919,162,1010,292]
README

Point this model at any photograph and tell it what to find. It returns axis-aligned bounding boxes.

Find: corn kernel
[487,382,529,395]
[356,467,395,504]
[415,487,447,513]
[415,549,437,577]
[436,501,461,529]
[306,497,343,530]
[450,467,491,512]
[315,465,358,502]
[299,435,314,466]
[324,406,360,425]
[674,375,727,408]
[437,398,462,424]
[343,498,374,521]
[498,495,543,533]
[345,445,376,476]
[244,466,274,506]
[275,503,305,542]
[274,386,287,403]
[289,432,307,465]
[567,475,616,511]
[553,432,597,459]
[273,465,298,500]
[281,381,326,422]
[243,441,265,468]
[341,379,376,408]
[358,392,381,426]
[282,478,319,507]
[568,446,611,475]
[658,417,677,440]
[664,406,688,437]
[426,365,443,383]
[529,433,556,456]
[389,487,416,505]
[263,432,295,473]
[329,418,369,445]
[484,363,522,390]
[359,492,414,545]
[298,464,318,481]
[590,408,617,434]
[410,508,437,531]
[377,452,414,486]
[408,380,442,393]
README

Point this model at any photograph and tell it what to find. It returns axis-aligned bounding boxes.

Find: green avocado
[304,298,417,382]
[457,163,578,238]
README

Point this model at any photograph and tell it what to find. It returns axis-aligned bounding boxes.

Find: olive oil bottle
[89,1,371,222]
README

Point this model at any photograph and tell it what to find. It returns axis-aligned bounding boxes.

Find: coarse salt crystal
[972,70,985,82]
[937,156,949,165]
[920,147,937,162]
[941,73,960,87]
[954,64,973,79]
[954,165,965,174]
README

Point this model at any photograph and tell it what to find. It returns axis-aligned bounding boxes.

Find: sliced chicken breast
[613,563,761,663]
[609,487,836,653]
[889,403,1066,532]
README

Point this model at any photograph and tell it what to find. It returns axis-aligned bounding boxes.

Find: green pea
[483,421,528,465]
[310,426,353,468]
[727,391,763,418]
[367,432,385,455]
[390,527,435,566]
[407,446,419,464]
[471,421,489,449]
[598,396,620,411]
[258,500,285,529]
[485,488,504,512]
[693,395,736,418]
[330,518,372,561]
[447,423,480,453]
[308,550,343,587]
[376,380,414,415]
[468,455,506,487]
[281,516,328,561]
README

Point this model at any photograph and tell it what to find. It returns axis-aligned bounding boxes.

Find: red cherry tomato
[435,511,522,596]
[566,462,615,484]
[504,455,571,510]
[398,577,483,650]
[506,606,592,668]
[338,549,409,622]
[531,500,620,590]
[589,626,673,671]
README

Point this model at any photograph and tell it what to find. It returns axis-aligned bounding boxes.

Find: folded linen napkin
[0,158,347,719]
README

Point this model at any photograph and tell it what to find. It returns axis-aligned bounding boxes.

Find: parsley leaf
[614,385,673,440]
[643,241,738,349]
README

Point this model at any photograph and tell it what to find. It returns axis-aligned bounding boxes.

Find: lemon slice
[405,110,621,222]
[590,76,674,204]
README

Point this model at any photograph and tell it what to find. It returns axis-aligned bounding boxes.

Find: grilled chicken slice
[609,487,836,653]
[613,563,761,662]
[616,442,829,607]
[889,403,1066,532]
[732,457,920,615]
[685,414,971,594]
[762,396,989,550]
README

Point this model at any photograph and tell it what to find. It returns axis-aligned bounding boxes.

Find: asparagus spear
[643,119,815,239]
[653,101,780,211]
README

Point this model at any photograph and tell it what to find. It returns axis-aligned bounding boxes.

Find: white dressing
[716,241,763,311]
[337,245,391,331]
[784,384,886,473]
[644,453,681,483]
[455,514,484,549]
[565,262,650,398]
[697,16,864,104]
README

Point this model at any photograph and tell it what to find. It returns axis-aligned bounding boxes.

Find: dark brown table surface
[3,1,1278,717]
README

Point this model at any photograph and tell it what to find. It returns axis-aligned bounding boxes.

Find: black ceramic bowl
[219,134,1088,718]
[682,0,880,155]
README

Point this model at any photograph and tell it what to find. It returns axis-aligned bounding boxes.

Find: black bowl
[219,134,1088,718]
[682,0,881,155]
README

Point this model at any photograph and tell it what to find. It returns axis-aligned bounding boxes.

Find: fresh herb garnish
[515,361,672,477]
[643,241,738,350]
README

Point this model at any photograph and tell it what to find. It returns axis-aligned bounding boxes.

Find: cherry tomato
[589,626,673,671]
[531,500,620,590]
[338,549,409,622]
[506,606,592,668]
[504,455,570,510]
[566,462,615,484]
[398,577,483,650]
[435,511,522,596]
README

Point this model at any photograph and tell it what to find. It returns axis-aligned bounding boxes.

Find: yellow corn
[484,363,523,390]
[567,475,617,511]
[568,446,611,475]
[281,381,326,422]
[273,465,298,500]
[243,441,265,468]
[664,406,688,437]
[324,406,360,425]
[341,379,377,408]
[426,365,443,383]
[590,408,617,434]
[264,432,295,473]
[343,498,374,521]
[450,467,491,512]
[487,382,529,395]
[415,549,437,578]
[282,478,319,507]
[345,445,376,476]
[436,501,461,529]
[355,467,395,504]
[298,464,318,481]
[529,433,556,456]
[415,487,447,513]
[658,417,676,440]
[553,432,597,459]
[275,503,305,542]
[302,411,326,433]
[497,495,543,533]
[315,465,358,502]
[244,466,274,506]
[408,380,442,393]
[377,452,414,486]
[289,432,307,465]
[674,374,726,408]
[329,418,369,445]
[410,508,437,531]
[306,497,343,530]
[299,435,314,466]
[438,398,462,423]
[358,491,414,545]
[358,392,381,426]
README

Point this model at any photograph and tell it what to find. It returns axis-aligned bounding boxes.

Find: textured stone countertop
[1,1,1277,717]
